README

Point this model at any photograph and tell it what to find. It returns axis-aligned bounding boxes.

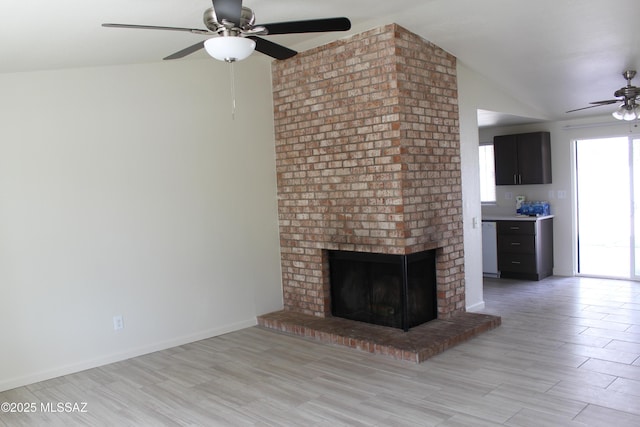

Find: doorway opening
[575,135,640,279]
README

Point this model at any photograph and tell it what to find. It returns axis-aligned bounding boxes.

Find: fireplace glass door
[329,250,437,331]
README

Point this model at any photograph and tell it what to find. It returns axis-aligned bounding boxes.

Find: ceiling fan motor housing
[204,7,255,33]
[614,70,639,98]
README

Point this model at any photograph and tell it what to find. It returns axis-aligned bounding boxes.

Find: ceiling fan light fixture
[612,105,625,120]
[204,36,256,62]
[625,104,640,121]
[612,103,640,121]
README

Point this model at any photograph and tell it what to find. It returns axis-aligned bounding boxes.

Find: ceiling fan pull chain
[230,61,236,120]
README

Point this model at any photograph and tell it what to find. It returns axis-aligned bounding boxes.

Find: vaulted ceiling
[2,0,639,126]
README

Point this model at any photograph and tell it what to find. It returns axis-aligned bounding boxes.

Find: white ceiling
[2,0,639,127]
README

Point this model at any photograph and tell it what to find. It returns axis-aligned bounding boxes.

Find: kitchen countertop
[482,214,554,222]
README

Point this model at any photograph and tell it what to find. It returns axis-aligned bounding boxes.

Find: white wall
[456,63,550,311]
[0,57,283,391]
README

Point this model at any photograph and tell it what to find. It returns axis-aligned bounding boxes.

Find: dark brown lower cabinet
[497,218,553,280]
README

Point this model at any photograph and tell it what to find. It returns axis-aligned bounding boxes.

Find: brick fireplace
[258,24,500,361]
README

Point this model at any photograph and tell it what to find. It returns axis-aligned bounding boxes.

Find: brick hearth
[258,311,500,363]
[259,23,500,361]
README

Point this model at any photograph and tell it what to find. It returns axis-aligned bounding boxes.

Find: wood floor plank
[607,377,640,397]
[579,358,640,381]
[547,380,640,416]
[560,342,639,364]
[504,407,589,427]
[573,404,640,427]
[487,383,586,419]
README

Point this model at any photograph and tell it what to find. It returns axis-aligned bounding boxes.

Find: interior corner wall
[455,64,484,311]
[456,63,551,311]
[0,57,283,392]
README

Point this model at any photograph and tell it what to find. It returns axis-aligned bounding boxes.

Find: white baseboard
[466,301,486,312]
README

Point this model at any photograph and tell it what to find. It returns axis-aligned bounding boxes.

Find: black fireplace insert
[328,249,437,331]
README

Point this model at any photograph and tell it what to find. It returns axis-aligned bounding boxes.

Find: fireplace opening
[328,249,437,331]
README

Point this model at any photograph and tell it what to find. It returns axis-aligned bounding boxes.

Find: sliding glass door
[576,135,639,279]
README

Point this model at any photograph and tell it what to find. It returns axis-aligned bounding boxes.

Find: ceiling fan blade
[102,23,209,35]
[212,0,243,25]
[589,99,619,105]
[566,103,616,113]
[566,98,620,113]
[249,36,297,60]
[260,17,351,35]
[163,41,206,60]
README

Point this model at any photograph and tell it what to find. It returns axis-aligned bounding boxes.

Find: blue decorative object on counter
[520,201,550,216]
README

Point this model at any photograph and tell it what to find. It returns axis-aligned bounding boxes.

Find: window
[479,143,496,203]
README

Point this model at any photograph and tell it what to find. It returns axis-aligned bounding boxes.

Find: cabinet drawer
[498,235,535,254]
[498,253,537,273]
[497,221,535,235]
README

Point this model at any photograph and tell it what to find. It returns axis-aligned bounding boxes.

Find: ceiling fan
[103,0,351,63]
[566,70,640,121]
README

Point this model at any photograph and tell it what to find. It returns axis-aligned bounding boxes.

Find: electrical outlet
[557,190,567,199]
[113,315,124,331]
[504,192,513,200]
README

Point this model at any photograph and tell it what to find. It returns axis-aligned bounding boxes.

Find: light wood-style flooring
[1,276,639,426]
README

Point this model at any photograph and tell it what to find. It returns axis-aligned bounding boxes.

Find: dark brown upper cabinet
[493,131,552,185]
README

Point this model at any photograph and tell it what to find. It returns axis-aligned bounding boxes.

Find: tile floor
[1,275,639,426]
